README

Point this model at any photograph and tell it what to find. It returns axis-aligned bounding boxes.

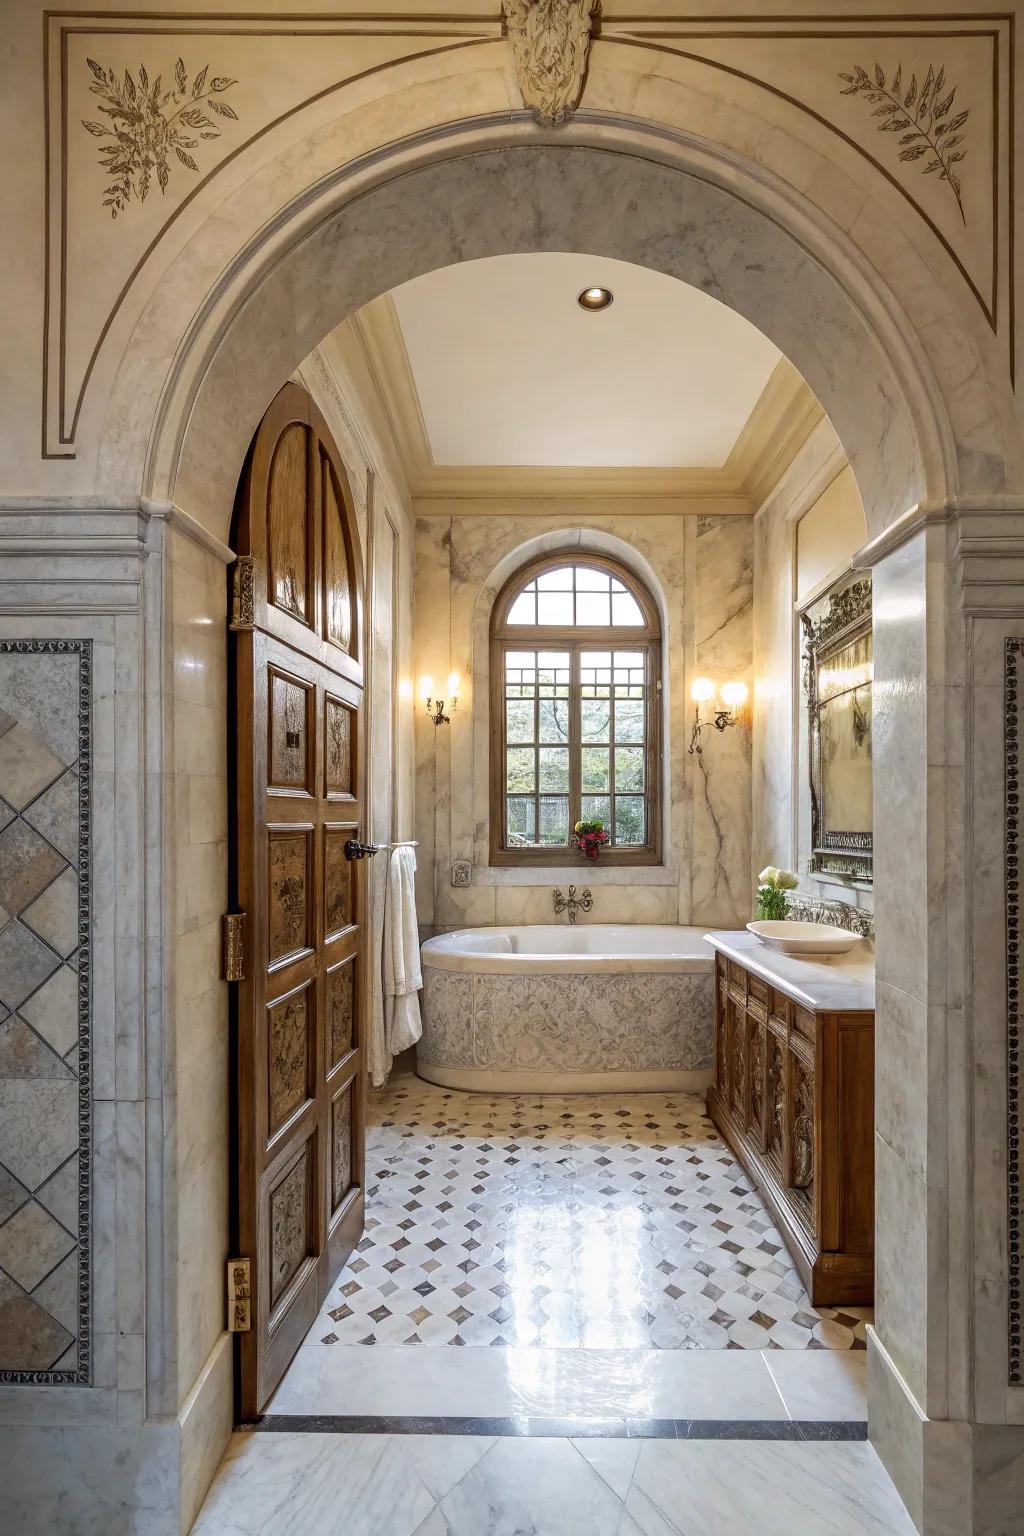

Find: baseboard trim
[178,1332,234,1535]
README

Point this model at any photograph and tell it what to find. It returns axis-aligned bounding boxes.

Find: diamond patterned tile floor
[317,1077,870,1351]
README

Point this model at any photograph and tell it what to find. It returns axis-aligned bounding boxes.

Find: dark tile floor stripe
[245,1414,868,1441]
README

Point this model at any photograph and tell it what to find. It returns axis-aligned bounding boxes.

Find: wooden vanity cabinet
[707,952,874,1306]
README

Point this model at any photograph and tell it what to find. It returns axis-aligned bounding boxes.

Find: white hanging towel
[383,844,423,1061]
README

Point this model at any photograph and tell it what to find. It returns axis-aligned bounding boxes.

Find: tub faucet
[553,886,592,925]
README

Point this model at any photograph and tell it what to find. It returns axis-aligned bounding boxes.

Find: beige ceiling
[332,253,823,505]
[389,253,782,469]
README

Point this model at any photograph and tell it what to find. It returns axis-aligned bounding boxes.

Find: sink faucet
[553,886,593,925]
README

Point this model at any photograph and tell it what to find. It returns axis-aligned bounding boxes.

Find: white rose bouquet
[755,865,799,921]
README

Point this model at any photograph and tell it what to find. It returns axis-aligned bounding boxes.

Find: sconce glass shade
[721,680,748,709]
[418,675,434,704]
[446,671,461,701]
[690,677,715,703]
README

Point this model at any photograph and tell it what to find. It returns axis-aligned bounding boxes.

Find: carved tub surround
[418,924,714,1094]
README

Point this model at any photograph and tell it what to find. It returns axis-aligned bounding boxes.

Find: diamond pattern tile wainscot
[310,1078,870,1351]
[0,641,91,1385]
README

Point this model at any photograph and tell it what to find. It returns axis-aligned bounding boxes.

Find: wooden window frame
[489,551,663,868]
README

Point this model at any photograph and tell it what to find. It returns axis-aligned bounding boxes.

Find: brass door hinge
[222,911,246,982]
[227,1258,252,1332]
[230,555,255,631]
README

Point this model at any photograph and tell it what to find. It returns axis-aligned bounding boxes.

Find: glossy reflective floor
[192,1431,916,1536]
[303,1078,869,1352]
[199,1077,893,1534]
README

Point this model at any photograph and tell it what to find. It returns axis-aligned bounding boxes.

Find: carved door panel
[714,968,728,1099]
[764,1025,786,1176]
[786,1035,816,1236]
[746,1012,767,1149]
[728,996,745,1119]
[231,383,368,1419]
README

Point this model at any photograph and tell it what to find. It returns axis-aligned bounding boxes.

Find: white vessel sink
[746,920,861,957]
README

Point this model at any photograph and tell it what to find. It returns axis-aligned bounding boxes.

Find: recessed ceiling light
[577,286,614,312]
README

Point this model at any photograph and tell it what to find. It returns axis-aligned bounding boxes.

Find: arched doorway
[89,104,1014,1533]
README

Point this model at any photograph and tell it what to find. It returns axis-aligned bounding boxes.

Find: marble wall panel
[0,641,91,1384]
[688,515,753,927]
[413,507,752,934]
[166,530,231,1409]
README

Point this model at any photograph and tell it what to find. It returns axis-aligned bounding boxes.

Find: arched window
[490,553,662,866]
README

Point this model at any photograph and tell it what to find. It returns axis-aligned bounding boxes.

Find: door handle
[343,838,380,861]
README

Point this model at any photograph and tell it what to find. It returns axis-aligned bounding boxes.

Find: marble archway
[86,86,1020,1536]
[128,125,959,545]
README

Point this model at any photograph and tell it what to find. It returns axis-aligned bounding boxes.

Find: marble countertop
[703,929,875,1014]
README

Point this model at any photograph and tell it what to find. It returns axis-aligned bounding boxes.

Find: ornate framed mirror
[800,572,873,883]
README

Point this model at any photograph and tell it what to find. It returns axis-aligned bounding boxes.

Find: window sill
[475,864,678,887]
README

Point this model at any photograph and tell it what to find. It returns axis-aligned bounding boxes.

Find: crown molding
[727,358,823,507]
[332,298,825,513]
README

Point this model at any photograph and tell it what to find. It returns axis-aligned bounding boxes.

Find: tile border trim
[0,638,92,1386]
[245,1414,867,1441]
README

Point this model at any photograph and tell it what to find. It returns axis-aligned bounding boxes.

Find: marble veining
[190,1428,914,1536]
[704,931,875,1013]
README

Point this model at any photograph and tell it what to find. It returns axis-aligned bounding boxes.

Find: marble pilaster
[860,502,1024,1534]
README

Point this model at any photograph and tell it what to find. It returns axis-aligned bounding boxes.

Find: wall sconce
[688,677,747,754]
[421,672,460,727]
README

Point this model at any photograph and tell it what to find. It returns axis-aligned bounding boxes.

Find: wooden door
[229,382,371,1419]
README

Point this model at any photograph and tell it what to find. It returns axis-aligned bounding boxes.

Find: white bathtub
[418,925,714,1094]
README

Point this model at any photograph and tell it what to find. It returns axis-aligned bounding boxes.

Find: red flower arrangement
[573,817,609,861]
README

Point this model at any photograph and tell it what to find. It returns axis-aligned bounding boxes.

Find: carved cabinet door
[230,383,368,1419]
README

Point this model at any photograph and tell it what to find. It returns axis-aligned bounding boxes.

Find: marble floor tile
[302,1079,869,1357]
[426,1435,642,1536]
[763,1348,868,1421]
[191,1433,438,1536]
[400,1434,497,1500]
[268,1343,790,1421]
[624,1439,916,1535]
[191,1434,915,1536]
[573,1436,643,1499]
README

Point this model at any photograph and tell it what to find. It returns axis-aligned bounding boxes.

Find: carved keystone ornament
[503,0,597,126]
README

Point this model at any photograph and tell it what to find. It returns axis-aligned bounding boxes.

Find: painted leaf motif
[838,59,969,223]
[81,56,239,217]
